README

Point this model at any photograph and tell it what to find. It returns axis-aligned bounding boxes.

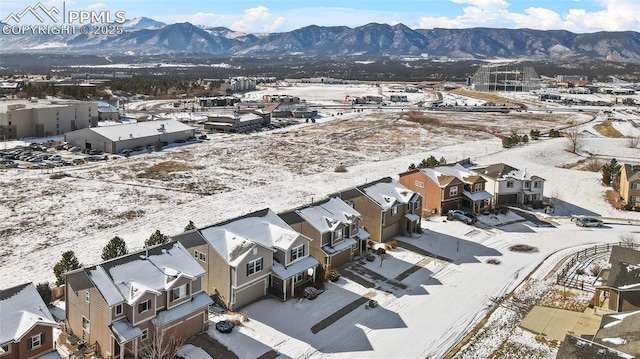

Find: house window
[247,258,263,276]
[85,291,90,302]
[199,252,206,262]
[632,183,640,190]
[82,317,90,332]
[631,196,640,203]
[193,250,199,259]
[293,272,304,283]
[507,181,514,188]
[391,206,398,216]
[30,334,42,349]
[138,299,151,313]
[351,222,358,235]
[524,181,530,189]
[415,180,424,188]
[333,228,343,241]
[115,304,122,316]
[534,181,540,188]
[474,183,483,192]
[141,329,148,341]
[291,245,305,261]
[450,186,458,196]
[171,283,189,302]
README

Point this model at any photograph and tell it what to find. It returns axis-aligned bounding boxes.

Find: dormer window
[291,244,305,261]
[507,181,514,188]
[171,283,189,302]
[474,183,483,192]
[391,206,398,216]
[450,186,458,196]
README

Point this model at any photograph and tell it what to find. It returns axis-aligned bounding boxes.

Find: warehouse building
[64,119,195,153]
[0,98,97,139]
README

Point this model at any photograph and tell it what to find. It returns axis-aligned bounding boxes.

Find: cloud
[418,0,640,32]
[231,6,281,32]
[173,12,219,26]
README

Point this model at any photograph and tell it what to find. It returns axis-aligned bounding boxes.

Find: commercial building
[0,98,97,139]
[471,65,541,92]
[64,119,195,153]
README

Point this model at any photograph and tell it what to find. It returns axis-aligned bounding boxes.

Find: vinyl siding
[351,195,383,242]
[7,324,55,359]
[235,246,273,288]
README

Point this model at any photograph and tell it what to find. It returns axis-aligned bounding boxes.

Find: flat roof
[82,119,193,141]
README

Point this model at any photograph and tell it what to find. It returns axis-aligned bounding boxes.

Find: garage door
[441,201,459,214]
[497,194,518,204]
[234,278,266,309]
[331,247,353,269]
[165,311,207,339]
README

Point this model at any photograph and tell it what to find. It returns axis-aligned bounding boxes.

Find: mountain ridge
[2,21,640,62]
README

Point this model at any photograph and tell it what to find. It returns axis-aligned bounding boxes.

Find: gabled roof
[419,163,482,188]
[84,242,205,306]
[357,177,417,210]
[199,208,307,265]
[296,197,362,233]
[472,163,545,181]
[0,282,57,345]
[622,164,640,182]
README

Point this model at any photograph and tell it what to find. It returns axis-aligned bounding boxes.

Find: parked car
[447,210,475,224]
[575,217,603,227]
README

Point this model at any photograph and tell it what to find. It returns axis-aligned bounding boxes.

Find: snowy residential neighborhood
[1,81,640,359]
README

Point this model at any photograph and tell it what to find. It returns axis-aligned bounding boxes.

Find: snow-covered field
[2,83,640,359]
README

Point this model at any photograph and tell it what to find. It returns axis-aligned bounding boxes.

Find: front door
[112,337,121,358]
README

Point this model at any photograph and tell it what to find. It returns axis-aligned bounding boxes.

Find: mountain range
[2,17,640,63]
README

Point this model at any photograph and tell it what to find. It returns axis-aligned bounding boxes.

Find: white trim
[30,333,42,349]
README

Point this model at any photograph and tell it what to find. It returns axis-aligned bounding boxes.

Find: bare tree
[620,233,638,249]
[565,127,585,154]
[139,327,186,359]
[628,136,640,149]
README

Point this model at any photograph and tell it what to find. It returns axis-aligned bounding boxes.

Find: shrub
[575,268,586,275]
[509,244,538,253]
[589,264,602,276]
[487,259,501,265]
[49,172,70,180]
[334,164,347,173]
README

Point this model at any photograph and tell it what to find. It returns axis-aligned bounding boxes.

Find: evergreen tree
[36,282,52,305]
[53,251,81,286]
[145,230,170,247]
[184,220,196,232]
[425,155,439,167]
[408,163,417,170]
[101,236,129,261]
[438,157,447,165]
[602,158,621,187]
[154,139,163,152]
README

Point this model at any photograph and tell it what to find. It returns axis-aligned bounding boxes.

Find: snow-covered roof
[0,282,57,345]
[200,209,308,259]
[80,119,193,142]
[420,163,483,188]
[472,163,545,182]
[462,190,493,202]
[271,256,319,280]
[93,242,205,305]
[152,292,212,327]
[111,319,143,344]
[359,178,417,210]
[297,197,362,233]
[322,237,357,255]
[199,227,259,268]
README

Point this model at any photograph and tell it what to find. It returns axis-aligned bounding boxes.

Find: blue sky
[1,0,639,33]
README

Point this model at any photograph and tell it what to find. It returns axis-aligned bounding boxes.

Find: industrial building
[64,119,195,153]
[471,65,541,92]
[0,98,97,139]
[204,112,268,133]
[197,96,240,107]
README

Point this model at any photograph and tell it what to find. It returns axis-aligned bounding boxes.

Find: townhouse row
[1,162,544,359]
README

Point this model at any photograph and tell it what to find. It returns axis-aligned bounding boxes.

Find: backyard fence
[555,242,638,291]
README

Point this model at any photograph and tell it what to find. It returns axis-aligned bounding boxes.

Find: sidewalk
[520,306,601,341]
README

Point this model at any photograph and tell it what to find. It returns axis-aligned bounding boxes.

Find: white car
[575,217,603,227]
